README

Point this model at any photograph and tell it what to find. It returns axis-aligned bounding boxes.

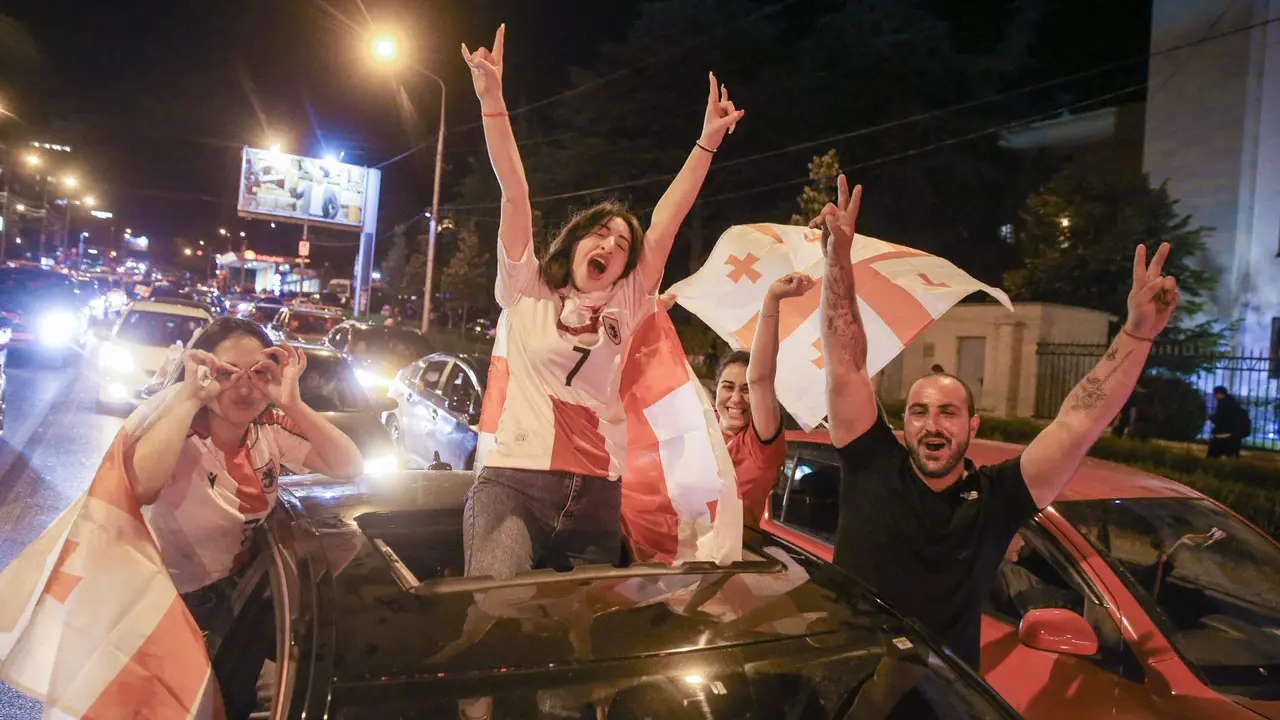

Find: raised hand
[809,174,863,264]
[767,272,816,301]
[699,71,746,150]
[462,25,506,108]
[181,349,242,405]
[1125,242,1180,339]
[250,342,308,411]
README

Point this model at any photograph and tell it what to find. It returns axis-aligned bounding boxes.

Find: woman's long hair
[539,200,646,291]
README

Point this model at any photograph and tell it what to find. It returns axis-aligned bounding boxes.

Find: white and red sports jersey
[477,243,656,479]
[145,407,311,593]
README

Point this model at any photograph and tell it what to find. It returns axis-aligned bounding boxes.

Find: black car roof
[276,472,937,688]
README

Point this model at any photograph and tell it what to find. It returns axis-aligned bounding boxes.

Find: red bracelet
[1120,326,1155,343]
[481,110,509,118]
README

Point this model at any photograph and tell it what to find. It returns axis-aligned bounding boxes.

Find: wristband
[695,140,717,154]
[481,110,509,118]
[1120,326,1155,343]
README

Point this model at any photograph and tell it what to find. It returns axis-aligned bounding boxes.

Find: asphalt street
[0,348,124,719]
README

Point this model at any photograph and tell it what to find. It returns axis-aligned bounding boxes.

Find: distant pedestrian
[1208,386,1249,458]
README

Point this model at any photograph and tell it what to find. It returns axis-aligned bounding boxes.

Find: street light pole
[420,72,446,336]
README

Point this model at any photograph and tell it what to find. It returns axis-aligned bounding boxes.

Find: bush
[1139,374,1207,442]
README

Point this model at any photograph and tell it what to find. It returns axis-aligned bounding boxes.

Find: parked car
[267,306,344,344]
[286,345,400,475]
[385,351,487,470]
[96,300,214,411]
[208,467,1021,719]
[324,321,433,391]
[760,429,1280,719]
[0,266,92,365]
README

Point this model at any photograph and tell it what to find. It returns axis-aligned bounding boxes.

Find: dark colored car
[239,300,286,326]
[267,307,344,344]
[293,345,400,475]
[0,266,91,364]
[385,351,488,470]
[323,321,433,391]
[183,287,229,316]
[211,469,1021,719]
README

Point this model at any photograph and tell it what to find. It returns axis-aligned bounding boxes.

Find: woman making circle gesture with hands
[461,25,745,580]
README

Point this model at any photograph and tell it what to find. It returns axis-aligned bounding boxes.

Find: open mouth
[922,438,948,453]
[587,256,608,279]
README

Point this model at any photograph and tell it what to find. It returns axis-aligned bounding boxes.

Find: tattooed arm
[817,176,879,447]
[1020,243,1181,508]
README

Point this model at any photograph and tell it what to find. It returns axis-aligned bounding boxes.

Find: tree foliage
[380,224,409,293]
[438,222,495,326]
[790,149,841,226]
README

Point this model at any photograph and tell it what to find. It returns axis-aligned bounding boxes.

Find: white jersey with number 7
[476,243,656,479]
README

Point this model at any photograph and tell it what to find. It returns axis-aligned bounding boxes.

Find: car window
[442,364,482,421]
[327,325,349,350]
[775,442,841,541]
[116,310,208,347]
[417,358,450,395]
[299,352,369,413]
[288,312,341,335]
[987,525,1140,681]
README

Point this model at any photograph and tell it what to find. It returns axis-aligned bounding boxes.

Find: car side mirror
[1018,608,1098,656]
[372,396,397,414]
[427,450,453,472]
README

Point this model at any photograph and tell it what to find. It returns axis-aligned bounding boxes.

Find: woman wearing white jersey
[462,25,744,578]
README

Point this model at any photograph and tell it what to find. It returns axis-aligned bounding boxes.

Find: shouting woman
[462,24,745,579]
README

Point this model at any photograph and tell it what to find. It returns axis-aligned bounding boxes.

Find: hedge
[879,406,1280,539]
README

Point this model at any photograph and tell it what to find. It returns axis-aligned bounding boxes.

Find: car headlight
[363,454,398,475]
[99,342,137,373]
[89,297,106,311]
[356,369,392,388]
[38,311,80,347]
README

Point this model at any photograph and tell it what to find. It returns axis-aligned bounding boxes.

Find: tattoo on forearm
[822,257,867,371]
[1070,347,1134,412]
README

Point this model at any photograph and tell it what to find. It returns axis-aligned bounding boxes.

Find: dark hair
[715,350,751,384]
[168,317,273,386]
[540,200,645,291]
[909,371,976,417]
[1213,385,1228,395]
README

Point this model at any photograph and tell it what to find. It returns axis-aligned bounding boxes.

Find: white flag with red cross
[668,224,1012,430]
[0,430,225,719]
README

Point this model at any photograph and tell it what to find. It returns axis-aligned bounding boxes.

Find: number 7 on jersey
[565,346,591,387]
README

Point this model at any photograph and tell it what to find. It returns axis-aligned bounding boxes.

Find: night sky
[0,0,1150,275]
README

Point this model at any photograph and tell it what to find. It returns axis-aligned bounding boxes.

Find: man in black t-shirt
[811,174,1182,669]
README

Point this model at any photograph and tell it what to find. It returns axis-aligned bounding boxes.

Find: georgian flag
[0,431,224,719]
[667,224,1013,430]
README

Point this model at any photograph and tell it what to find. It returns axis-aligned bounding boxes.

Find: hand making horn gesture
[462,24,506,107]
[699,71,746,150]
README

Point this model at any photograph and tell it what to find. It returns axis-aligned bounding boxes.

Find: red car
[761,429,1280,719]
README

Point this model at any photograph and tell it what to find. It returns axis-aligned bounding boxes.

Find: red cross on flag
[0,431,224,719]
[667,224,1012,430]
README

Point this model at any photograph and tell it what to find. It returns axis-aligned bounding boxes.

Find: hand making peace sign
[1125,243,1180,339]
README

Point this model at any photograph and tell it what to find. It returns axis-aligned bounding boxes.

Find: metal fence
[1035,342,1280,449]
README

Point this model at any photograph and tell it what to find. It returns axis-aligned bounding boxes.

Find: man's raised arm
[1020,242,1181,508]
[818,175,879,447]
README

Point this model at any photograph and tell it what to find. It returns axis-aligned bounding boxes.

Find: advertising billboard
[237,147,369,230]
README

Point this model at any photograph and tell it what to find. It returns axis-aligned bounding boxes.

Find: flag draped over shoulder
[668,224,1013,430]
[618,307,743,565]
[0,430,224,719]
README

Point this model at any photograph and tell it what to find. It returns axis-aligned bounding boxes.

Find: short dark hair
[168,317,273,386]
[1213,385,1228,395]
[909,371,977,417]
[540,200,645,291]
[715,350,751,384]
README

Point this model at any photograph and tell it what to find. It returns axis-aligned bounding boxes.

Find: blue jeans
[464,466,622,579]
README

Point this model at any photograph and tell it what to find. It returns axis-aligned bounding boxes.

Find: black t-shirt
[832,417,1038,667]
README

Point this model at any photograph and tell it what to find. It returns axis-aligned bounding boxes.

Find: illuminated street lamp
[219,228,227,236]
[14,204,23,212]
[62,176,77,188]
[184,248,193,256]
[239,231,245,237]
[84,196,95,207]
[368,31,446,333]
[25,154,38,166]
[370,34,399,64]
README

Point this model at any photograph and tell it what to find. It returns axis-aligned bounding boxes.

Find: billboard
[237,147,369,229]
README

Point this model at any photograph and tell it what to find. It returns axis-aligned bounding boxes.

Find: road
[0,348,124,719]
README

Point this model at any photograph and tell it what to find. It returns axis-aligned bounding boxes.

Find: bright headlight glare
[363,454,398,475]
[38,311,78,346]
[356,369,391,388]
[99,342,136,373]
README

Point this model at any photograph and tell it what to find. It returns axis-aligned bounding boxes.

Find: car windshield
[351,328,431,364]
[299,352,368,413]
[289,312,341,335]
[1057,497,1280,700]
[0,268,75,296]
[116,310,208,347]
